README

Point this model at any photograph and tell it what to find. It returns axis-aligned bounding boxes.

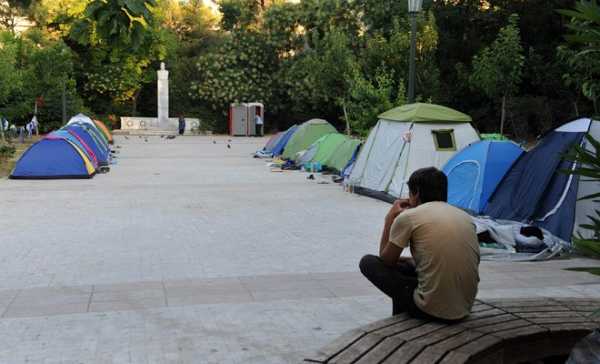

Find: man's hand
[385,198,410,224]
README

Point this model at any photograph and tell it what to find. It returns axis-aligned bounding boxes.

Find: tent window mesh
[432,129,456,151]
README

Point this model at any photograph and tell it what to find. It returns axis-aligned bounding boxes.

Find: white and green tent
[348,103,480,200]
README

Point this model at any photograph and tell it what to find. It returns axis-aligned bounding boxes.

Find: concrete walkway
[0,136,598,363]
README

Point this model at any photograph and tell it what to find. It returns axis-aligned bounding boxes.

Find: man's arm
[379,199,409,264]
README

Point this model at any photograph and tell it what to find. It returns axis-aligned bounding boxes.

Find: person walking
[178,113,186,136]
[359,167,480,322]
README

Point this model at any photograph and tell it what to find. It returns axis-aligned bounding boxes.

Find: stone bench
[303,298,600,364]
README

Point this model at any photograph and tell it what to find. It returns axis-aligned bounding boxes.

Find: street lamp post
[407,0,422,104]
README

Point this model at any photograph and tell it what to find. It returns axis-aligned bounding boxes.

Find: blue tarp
[484,130,585,242]
[10,138,94,179]
[271,125,298,156]
[443,141,523,213]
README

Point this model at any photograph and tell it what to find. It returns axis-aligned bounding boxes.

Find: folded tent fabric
[281,119,337,160]
[10,137,95,179]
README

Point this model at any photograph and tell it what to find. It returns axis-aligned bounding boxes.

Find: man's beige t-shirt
[390,201,480,320]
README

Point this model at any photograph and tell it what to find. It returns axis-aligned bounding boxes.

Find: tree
[69,0,166,113]
[0,0,32,34]
[558,0,600,114]
[0,32,21,141]
[470,14,524,135]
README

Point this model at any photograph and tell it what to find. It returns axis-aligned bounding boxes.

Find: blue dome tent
[484,118,600,242]
[10,137,96,179]
[443,140,523,214]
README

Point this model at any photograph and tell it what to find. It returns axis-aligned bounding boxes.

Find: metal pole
[408,12,417,104]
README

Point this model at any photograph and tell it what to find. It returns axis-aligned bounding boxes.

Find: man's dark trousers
[359,254,423,317]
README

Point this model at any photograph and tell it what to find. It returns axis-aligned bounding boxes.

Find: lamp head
[408,0,423,13]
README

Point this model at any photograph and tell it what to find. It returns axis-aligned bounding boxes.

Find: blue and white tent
[271,125,298,156]
[484,118,600,242]
[443,141,523,214]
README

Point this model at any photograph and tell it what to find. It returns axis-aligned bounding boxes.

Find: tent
[255,131,285,157]
[348,103,480,201]
[443,141,524,214]
[323,138,362,173]
[49,130,98,169]
[271,125,298,156]
[69,121,110,152]
[64,124,111,166]
[281,119,337,160]
[10,137,96,179]
[294,133,345,166]
[93,119,113,144]
[67,114,109,145]
[484,118,600,242]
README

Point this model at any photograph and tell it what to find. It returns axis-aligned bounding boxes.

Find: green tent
[311,133,348,164]
[481,133,508,141]
[378,103,472,123]
[323,137,362,172]
[282,119,337,159]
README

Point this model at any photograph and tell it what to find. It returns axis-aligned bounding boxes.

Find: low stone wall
[120,117,200,132]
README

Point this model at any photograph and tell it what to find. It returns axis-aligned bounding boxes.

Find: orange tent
[93,119,113,144]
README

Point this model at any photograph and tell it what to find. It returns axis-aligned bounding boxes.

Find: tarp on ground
[272,125,298,156]
[10,137,95,179]
[443,140,523,214]
[282,119,337,160]
[484,118,600,243]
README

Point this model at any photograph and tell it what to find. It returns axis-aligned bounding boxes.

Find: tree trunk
[574,100,579,117]
[342,102,351,136]
[500,95,506,136]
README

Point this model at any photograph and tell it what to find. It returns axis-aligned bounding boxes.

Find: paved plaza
[0,135,599,363]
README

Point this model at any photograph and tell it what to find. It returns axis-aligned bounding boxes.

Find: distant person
[254,114,263,137]
[178,113,186,136]
[31,115,39,135]
[359,167,480,322]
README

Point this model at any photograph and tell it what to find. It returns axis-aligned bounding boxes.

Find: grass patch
[565,267,600,276]
[0,136,42,178]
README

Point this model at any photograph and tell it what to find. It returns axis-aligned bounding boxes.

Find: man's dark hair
[407,167,448,204]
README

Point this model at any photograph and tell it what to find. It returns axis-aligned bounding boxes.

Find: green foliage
[564,134,600,257]
[190,31,276,124]
[0,144,16,159]
[345,67,406,136]
[558,0,600,114]
[70,0,158,51]
[218,0,260,31]
[470,14,524,103]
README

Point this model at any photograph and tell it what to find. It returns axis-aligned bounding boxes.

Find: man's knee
[359,254,380,275]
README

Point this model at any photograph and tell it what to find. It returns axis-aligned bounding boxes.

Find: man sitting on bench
[360,167,480,322]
